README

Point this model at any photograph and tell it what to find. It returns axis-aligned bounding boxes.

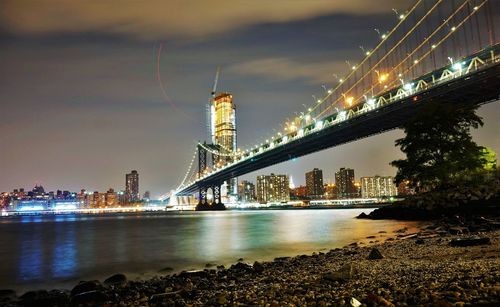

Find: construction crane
[206,67,220,143]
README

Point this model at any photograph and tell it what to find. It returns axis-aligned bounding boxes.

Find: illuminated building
[256,173,290,204]
[238,180,256,203]
[360,176,398,198]
[212,93,237,196]
[305,168,324,199]
[323,183,337,199]
[105,188,118,207]
[397,180,415,196]
[335,167,356,198]
[125,170,139,202]
[291,185,307,199]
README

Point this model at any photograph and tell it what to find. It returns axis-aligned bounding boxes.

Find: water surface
[0,209,418,291]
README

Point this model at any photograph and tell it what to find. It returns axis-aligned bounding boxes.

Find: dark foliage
[391,102,485,190]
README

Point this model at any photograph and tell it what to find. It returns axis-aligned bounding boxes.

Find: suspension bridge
[169,0,500,210]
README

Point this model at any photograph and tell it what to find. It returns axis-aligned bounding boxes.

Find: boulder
[253,261,264,273]
[367,248,384,260]
[104,273,127,287]
[230,262,253,273]
[356,212,369,219]
[71,280,102,297]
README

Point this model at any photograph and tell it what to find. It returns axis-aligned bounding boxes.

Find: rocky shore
[1,217,499,306]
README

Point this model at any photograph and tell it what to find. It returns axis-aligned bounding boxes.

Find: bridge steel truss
[178,44,500,196]
[195,143,226,210]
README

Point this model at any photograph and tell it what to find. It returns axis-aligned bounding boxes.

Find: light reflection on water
[0,209,418,291]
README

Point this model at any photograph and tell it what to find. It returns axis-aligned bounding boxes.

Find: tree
[480,147,497,171]
[391,102,485,191]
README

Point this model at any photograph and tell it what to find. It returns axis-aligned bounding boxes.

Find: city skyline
[1,1,499,198]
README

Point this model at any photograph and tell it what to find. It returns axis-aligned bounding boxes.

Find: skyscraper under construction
[207,70,238,198]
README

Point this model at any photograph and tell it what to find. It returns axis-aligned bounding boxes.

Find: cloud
[228,57,346,84]
[0,0,412,39]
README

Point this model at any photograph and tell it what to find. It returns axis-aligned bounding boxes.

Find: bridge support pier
[196,183,226,211]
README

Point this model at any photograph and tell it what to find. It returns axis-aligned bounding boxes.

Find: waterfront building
[291,185,307,199]
[105,188,118,207]
[360,176,398,198]
[212,93,237,197]
[238,180,256,203]
[335,167,356,198]
[143,191,151,201]
[256,173,290,204]
[125,170,139,202]
[323,183,337,199]
[305,168,324,199]
[397,180,416,196]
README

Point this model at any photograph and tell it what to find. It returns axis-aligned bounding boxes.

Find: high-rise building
[305,168,324,199]
[256,173,290,204]
[238,180,256,203]
[360,176,398,198]
[335,167,356,199]
[212,93,237,196]
[125,170,139,202]
[105,188,118,207]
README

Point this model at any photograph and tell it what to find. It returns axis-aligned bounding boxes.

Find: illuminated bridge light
[452,62,464,71]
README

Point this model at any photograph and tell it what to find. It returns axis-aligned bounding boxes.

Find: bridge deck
[178,46,500,194]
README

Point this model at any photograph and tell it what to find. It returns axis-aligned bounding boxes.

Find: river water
[0,209,418,292]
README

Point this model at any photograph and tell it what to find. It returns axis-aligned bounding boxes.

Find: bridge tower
[196,142,226,211]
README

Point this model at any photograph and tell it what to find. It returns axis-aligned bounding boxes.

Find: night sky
[1,1,499,197]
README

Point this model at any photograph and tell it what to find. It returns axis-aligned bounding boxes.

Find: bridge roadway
[178,45,500,195]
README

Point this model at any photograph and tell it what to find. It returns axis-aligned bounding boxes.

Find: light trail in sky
[156,43,196,121]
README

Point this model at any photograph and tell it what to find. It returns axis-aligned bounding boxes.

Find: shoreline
[3,216,499,306]
[0,203,389,218]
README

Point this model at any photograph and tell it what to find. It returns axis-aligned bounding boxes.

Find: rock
[70,280,102,297]
[70,290,108,305]
[237,258,244,262]
[230,262,253,273]
[367,248,384,260]
[366,292,395,306]
[415,239,425,245]
[449,236,491,247]
[0,289,16,302]
[350,297,362,307]
[205,263,216,268]
[366,235,376,239]
[216,265,225,270]
[216,293,228,305]
[104,273,127,287]
[322,264,355,282]
[274,256,290,262]
[448,227,468,235]
[356,212,369,219]
[253,261,264,273]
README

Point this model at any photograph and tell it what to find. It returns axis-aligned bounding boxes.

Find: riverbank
[3,218,499,306]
